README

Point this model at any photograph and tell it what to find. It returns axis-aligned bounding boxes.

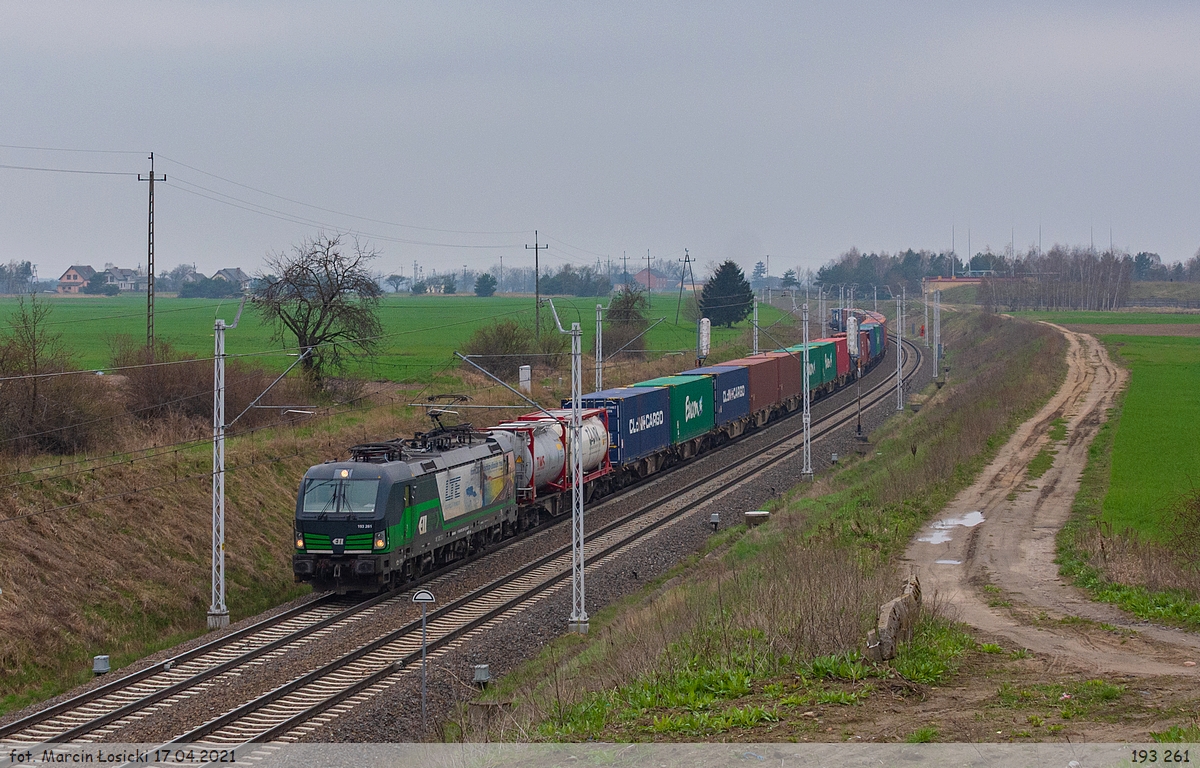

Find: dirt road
[903,324,1200,677]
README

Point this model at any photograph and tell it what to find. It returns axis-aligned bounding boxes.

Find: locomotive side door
[401,484,415,541]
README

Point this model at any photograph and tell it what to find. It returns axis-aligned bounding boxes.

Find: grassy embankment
[1057,333,1200,629]
[0,294,785,384]
[0,292,787,717]
[463,312,1070,742]
[0,397,418,715]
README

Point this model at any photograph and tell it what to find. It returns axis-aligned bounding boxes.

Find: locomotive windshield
[300,479,380,519]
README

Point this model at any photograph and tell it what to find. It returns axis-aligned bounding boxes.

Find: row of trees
[978,247,1135,311]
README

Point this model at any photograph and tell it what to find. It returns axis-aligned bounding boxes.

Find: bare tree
[254,233,383,383]
[0,294,114,453]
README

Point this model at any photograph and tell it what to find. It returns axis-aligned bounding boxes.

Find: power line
[0,143,144,154]
[156,154,527,236]
[0,163,136,176]
[166,178,520,250]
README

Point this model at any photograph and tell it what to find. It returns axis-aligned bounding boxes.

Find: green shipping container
[784,341,837,389]
[634,375,715,445]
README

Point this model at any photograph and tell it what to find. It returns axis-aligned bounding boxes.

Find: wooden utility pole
[526,231,548,337]
[138,152,165,355]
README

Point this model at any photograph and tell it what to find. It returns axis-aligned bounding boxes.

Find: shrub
[110,335,310,434]
[0,296,116,454]
[462,319,534,380]
[179,276,242,299]
[81,277,119,296]
[599,285,649,360]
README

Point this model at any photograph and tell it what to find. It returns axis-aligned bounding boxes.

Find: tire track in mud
[903,323,1200,677]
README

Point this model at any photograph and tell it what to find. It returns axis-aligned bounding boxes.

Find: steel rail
[168,338,924,744]
[5,337,918,746]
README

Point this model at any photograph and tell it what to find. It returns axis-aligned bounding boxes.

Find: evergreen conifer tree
[699,261,753,327]
[474,273,498,296]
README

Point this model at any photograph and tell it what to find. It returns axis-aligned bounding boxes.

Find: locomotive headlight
[373,530,387,550]
[295,532,304,549]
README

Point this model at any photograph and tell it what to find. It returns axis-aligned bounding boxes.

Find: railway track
[1,338,922,746]
[169,337,925,745]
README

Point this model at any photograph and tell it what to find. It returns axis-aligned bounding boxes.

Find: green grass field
[1012,311,1200,325]
[1100,335,1200,540]
[0,293,786,382]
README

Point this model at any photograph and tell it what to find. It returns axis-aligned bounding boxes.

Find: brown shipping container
[720,356,781,412]
[765,351,802,400]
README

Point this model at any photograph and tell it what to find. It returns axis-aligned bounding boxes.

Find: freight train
[292,309,890,592]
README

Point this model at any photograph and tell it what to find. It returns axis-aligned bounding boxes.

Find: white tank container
[490,410,610,494]
[535,409,609,475]
[490,421,566,492]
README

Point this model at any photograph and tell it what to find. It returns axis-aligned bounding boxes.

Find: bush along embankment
[465,311,1069,742]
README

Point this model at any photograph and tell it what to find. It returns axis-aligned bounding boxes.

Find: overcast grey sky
[3,1,1197,282]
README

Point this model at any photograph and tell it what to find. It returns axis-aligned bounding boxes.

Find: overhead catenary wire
[0,296,773,493]
[0,378,415,524]
[0,317,764,520]
[0,356,464,486]
[0,323,706,504]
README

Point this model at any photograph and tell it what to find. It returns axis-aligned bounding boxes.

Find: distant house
[632,268,674,291]
[104,265,149,292]
[57,265,97,294]
[212,268,251,291]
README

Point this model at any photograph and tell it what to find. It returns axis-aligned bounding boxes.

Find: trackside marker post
[412,588,435,730]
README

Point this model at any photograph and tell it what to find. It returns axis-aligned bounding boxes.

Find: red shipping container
[765,351,802,400]
[860,331,871,366]
[720,356,781,411]
[814,336,850,378]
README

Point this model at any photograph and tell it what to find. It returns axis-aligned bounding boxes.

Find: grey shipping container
[577,387,671,465]
[681,365,751,426]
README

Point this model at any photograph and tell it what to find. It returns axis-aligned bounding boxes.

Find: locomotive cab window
[301,479,380,519]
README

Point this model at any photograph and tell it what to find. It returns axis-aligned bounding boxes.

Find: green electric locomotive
[292,425,529,593]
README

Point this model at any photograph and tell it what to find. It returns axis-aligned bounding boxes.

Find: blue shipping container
[577,387,671,465]
[682,365,751,427]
